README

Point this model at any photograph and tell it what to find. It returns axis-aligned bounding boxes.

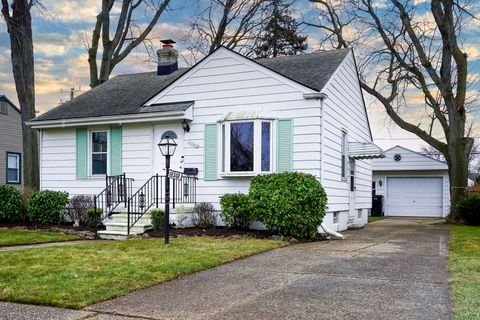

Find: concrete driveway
[84,218,453,320]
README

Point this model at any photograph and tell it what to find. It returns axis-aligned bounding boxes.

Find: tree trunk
[446,136,472,218]
[2,0,39,190]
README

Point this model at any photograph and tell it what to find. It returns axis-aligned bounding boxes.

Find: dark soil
[147,227,328,241]
[147,227,275,239]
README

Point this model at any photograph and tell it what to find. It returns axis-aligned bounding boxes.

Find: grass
[0,236,286,309]
[449,225,480,320]
[368,216,385,223]
[0,229,80,247]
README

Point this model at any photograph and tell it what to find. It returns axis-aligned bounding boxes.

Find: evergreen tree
[255,0,308,58]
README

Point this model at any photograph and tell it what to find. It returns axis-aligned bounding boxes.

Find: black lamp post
[158,134,177,245]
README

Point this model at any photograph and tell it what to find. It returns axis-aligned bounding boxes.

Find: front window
[222,120,273,175]
[6,152,21,184]
[91,131,108,175]
[230,122,254,171]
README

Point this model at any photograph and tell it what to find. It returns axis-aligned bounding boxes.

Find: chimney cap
[161,39,176,45]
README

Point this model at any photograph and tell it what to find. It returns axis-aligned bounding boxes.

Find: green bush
[150,209,164,231]
[85,208,103,228]
[249,172,327,239]
[220,193,252,229]
[27,190,69,225]
[457,196,480,226]
[0,185,22,222]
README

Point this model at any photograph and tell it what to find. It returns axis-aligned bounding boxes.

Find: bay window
[221,119,273,175]
[90,130,108,175]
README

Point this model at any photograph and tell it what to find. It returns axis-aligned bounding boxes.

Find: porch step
[97,230,139,240]
[98,212,153,240]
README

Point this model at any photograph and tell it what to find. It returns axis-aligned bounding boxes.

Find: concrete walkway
[0,218,454,319]
[0,240,99,251]
[86,218,454,320]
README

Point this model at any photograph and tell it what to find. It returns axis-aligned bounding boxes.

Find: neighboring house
[28,43,383,236]
[0,95,23,187]
[372,145,450,218]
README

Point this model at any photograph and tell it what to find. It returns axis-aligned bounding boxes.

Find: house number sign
[168,170,183,181]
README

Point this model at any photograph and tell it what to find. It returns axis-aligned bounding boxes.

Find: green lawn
[449,225,480,320]
[368,216,385,223]
[0,236,286,309]
[0,230,80,247]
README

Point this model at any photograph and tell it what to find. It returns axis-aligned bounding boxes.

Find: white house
[28,43,384,237]
[372,145,450,218]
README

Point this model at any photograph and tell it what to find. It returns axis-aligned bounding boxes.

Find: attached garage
[372,146,450,218]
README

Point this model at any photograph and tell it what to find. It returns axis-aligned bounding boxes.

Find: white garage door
[386,177,443,217]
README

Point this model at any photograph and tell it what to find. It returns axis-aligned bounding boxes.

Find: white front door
[386,177,443,217]
[153,123,184,175]
[348,158,356,222]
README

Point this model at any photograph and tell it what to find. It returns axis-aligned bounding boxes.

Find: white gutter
[26,109,192,129]
[320,225,344,239]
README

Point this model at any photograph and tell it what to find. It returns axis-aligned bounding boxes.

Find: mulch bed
[147,227,328,241]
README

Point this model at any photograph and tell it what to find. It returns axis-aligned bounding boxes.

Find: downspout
[304,92,344,240]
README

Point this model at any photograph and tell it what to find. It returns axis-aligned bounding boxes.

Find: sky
[0,0,478,152]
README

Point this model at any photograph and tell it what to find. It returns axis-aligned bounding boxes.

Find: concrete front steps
[98,213,153,240]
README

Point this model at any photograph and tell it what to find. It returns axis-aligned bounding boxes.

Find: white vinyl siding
[147,48,321,207]
[319,50,373,231]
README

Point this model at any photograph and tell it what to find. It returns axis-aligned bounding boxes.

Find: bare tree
[87,0,171,88]
[183,0,266,61]
[308,0,477,216]
[422,142,479,169]
[1,0,39,190]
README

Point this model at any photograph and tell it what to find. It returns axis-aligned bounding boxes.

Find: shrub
[220,193,252,229]
[249,172,327,239]
[0,185,22,222]
[192,202,216,228]
[150,209,164,231]
[68,195,93,226]
[456,196,480,226]
[85,208,103,228]
[28,190,69,225]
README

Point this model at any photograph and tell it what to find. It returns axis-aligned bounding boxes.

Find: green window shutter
[276,118,293,172]
[204,123,218,181]
[76,128,88,179]
[109,126,122,176]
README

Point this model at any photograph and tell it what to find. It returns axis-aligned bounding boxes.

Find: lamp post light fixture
[158,133,177,245]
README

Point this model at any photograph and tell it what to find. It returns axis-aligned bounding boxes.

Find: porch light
[106,190,112,207]
[183,181,189,198]
[139,192,145,209]
[157,134,177,157]
[378,180,383,187]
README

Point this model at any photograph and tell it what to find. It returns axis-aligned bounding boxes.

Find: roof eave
[27,108,192,129]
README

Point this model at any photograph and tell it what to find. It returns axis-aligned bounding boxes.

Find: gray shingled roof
[33,48,350,122]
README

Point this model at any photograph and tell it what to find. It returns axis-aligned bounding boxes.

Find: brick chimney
[157,39,178,75]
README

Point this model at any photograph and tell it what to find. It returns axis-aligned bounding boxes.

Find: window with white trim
[341,130,348,179]
[6,152,21,184]
[90,130,108,175]
[221,119,273,175]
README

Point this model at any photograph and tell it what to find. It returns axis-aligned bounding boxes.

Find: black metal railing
[94,173,134,221]
[172,174,197,208]
[127,172,198,234]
